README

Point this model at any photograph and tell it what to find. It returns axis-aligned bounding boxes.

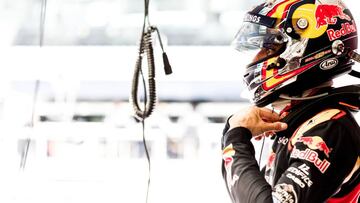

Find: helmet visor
[231,22,286,65]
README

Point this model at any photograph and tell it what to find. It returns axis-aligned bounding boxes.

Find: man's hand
[229,106,287,137]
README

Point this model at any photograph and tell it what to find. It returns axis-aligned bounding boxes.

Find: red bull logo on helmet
[297,136,332,157]
[315,4,351,28]
[327,20,357,41]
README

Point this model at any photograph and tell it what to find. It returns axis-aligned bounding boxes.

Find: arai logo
[320,58,338,70]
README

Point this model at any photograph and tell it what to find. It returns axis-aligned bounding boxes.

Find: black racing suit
[221,85,360,203]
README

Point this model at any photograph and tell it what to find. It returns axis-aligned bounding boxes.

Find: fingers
[228,106,287,137]
[260,121,287,133]
[258,108,281,122]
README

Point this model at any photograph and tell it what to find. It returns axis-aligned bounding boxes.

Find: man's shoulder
[293,108,352,137]
[288,108,358,152]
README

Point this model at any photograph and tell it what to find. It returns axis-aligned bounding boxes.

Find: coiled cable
[130,5,172,121]
[131,28,157,121]
[130,1,172,202]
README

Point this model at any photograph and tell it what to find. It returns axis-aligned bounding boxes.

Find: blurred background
[0,0,358,203]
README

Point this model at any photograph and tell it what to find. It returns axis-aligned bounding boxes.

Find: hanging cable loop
[130,1,172,121]
[131,28,157,121]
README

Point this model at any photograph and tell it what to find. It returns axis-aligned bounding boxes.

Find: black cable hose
[20,0,47,170]
[258,137,265,167]
[131,29,157,121]
[20,80,40,170]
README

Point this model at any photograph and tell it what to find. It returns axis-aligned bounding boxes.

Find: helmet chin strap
[274,92,329,115]
[272,91,328,114]
[279,92,329,101]
[348,50,360,78]
[278,81,332,101]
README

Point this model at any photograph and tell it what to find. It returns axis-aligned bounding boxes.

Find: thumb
[261,121,287,132]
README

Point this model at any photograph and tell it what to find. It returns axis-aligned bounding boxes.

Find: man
[221,0,360,202]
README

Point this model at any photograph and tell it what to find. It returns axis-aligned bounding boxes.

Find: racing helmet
[233,0,358,107]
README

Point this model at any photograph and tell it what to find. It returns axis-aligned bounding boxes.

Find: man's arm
[221,106,286,203]
[222,126,273,203]
[222,107,359,203]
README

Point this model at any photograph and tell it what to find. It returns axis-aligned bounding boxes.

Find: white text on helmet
[244,13,261,24]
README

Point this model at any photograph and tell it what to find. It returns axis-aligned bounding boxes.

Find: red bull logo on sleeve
[223,144,235,168]
[315,4,351,28]
[222,144,238,189]
[297,136,332,158]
